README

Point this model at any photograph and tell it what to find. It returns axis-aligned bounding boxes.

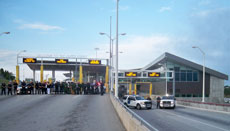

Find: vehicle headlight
[140,102,145,105]
[160,101,163,104]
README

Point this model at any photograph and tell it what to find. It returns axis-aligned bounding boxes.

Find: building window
[118,73,123,77]
[187,70,192,81]
[193,72,198,81]
[174,67,180,72]
[175,72,180,81]
[180,70,186,81]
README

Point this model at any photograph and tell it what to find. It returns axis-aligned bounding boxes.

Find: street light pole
[95,48,99,58]
[115,0,119,98]
[165,62,168,95]
[16,50,26,83]
[193,46,205,102]
[99,30,126,93]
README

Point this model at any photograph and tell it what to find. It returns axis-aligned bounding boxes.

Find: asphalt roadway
[0,94,125,131]
[132,102,230,131]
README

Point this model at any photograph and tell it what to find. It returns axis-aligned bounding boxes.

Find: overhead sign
[148,72,160,77]
[55,59,68,64]
[23,58,37,63]
[125,72,137,77]
[89,60,101,65]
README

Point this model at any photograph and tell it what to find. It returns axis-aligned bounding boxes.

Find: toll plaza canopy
[27,60,107,72]
[17,55,109,83]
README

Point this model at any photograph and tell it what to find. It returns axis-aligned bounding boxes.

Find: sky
[0,0,229,85]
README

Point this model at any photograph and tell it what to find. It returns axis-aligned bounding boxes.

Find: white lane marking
[159,110,229,131]
[177,104,230,115]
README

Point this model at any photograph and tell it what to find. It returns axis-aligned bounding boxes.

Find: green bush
[224,88,230,97]
[0,68,15,81]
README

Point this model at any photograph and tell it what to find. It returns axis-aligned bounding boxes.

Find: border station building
[132,52,228,103]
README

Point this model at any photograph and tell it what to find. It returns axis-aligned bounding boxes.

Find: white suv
[123,95,152,110]
[160,95,176,109]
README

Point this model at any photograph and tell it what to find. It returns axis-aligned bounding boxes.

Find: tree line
[0,68,15,81]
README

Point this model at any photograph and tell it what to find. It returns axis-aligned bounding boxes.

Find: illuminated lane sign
[23,58,37,63]
[55,59,68,64]
[148,72,160,77]
[125,72,137,77]
[89,60,101,65]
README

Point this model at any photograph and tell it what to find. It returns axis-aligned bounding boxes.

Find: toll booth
[117,69,174,98]
[16,56,110,93]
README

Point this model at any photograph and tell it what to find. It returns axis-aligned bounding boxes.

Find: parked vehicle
[123,95,152,110]
[224,98,230,103]
[160,95,176,109]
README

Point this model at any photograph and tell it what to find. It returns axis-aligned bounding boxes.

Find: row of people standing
[1,81,18,95]
[1,80,105,95]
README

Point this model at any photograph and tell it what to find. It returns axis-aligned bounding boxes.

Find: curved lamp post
[193,46,205,102]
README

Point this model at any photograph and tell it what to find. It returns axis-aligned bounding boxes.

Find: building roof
[142,52,228,80]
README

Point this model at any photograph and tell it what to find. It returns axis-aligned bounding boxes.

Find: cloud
[18,23,64,31]
[190,7,230,84]
[159,6,172,12]
[96,34,188,69]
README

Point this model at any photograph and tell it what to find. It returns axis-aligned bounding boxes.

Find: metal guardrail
[177,99,230,107]
[110,93,159,131]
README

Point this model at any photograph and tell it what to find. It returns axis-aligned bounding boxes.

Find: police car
[123,95,152,110]
[160,95,176,109]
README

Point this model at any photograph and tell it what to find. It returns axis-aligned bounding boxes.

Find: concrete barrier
[110,94,157,131]
[177,100,230,112]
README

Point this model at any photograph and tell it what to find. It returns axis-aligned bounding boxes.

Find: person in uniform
[78,83,82,95]
[100,81,104,96]
[27,82,32,94]
[21,81,27,95]
[30,81,35,95]
[13,81,18,95]
[55,82,59,94]
[1,82,6,95]
[38,82,42,94]
[47,82,51,94]
[35,81,39,94]
[60,82,64,94]
[42,82,46,94]
[7,81,13,95]
[76,82,80,94]
[86,82,90,95]
[156,96,161,109]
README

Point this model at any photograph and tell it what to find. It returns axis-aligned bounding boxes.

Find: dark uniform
[60,82,64,94]
[7,82,13,95]
[21,81,27,94]
[86,83,90,95]
[1,83,6,95]
[13,81,18,95]
[156,96,161,109]
[27,82,32,94]
[35,82,39,94]
[76,83,80,94]
[55,82,59,94]
[100,82,104,96]
[78,83,83,95]
[30,82,35,94]
[38,82,42,94]
[42,82,46,94]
